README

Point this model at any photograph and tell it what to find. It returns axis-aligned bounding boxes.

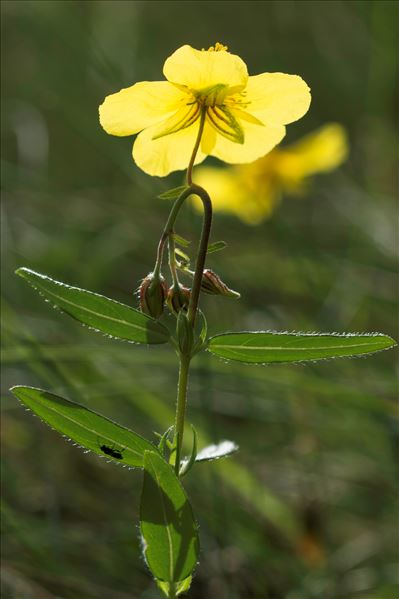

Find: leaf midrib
[210,341,386,352]
[31,278,153,335]
[19,392,143,460]
[149,454,175,581]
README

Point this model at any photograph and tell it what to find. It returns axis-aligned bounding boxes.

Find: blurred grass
[1,1,398,598]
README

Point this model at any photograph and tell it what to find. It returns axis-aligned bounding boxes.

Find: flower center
[153,79,246,145]
[194,84,229,108]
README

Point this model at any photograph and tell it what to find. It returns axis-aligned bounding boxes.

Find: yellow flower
[193,123,348,224]
[99,43,311,177]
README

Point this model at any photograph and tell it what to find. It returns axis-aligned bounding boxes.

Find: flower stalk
[187,107,207,186]
[148,112,214,474]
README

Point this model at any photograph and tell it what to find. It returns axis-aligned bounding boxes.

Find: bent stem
[186,184,212,326]
[153,187,194,277]
[171,185,212,472]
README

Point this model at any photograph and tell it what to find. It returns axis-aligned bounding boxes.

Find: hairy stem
[171,184,212,473]
[186,184,212,326]
[168,234,179,286]
[157,112,212,476]
[174,354,191,474]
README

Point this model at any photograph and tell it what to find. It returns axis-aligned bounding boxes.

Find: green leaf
[11,386,156,468]
[208,331,397,364]
[207,240,227,254]
[195,440,239,462]
[157,576,192,597]
[172,233,191,247]
[158,186,189,201]
[140,451,199,583]
[16,267,169,345]
[174,247,190,264]
[192,310,208,356]
[157,426,174,458]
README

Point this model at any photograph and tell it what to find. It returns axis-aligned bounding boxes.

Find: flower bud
[167,284,191,315]
[139,272,168,319]
[200,269,240,298]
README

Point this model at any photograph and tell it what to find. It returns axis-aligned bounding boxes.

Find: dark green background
[2,1,398,598]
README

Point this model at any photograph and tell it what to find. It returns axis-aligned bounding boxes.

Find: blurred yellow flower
[99,43,311,177]
[193,123,348,224]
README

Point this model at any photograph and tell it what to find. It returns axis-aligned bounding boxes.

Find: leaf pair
[11,385,238,473]
[16,268,396,365]
[11,386,200,592]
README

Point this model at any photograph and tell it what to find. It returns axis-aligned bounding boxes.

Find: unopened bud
[201,269,240,298]
[139,272,168,319]
[167,284,191,315]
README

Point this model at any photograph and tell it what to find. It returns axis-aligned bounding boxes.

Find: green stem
[154,105,208,281]
[168,233,179,286]
[153,235,165,278]
[157,109,212,477]
[153,187,195,277]
[168,582,177,599]
[170,185,212,474]
[186,184,212,326]
[153,185,212,321]
[187,107,206,186]
[174,354,190,474]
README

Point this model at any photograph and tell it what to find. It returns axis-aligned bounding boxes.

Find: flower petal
[99,81,185,137]
[193,166,239,212]
[277,123,349,178]
[204,119,286,164]
[244,73,311,125]
[163,45,248,92]
[133,120,206,177]
[193,165,278,225]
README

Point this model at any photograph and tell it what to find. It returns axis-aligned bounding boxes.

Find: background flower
[193,123,349,224]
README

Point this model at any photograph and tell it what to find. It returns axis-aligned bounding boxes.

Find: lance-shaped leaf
[206,240,227,254]
[11,386,156,468]
[158,185,189,201]
[16,268,169,344]
[172,233,191,248]
[208,331,397,364]
[140,451,199,583]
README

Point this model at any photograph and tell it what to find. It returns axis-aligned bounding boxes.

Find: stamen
[202,42,229,52]
[195,84,229,107]
[206,106,244,144]
[152,103,200,140]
